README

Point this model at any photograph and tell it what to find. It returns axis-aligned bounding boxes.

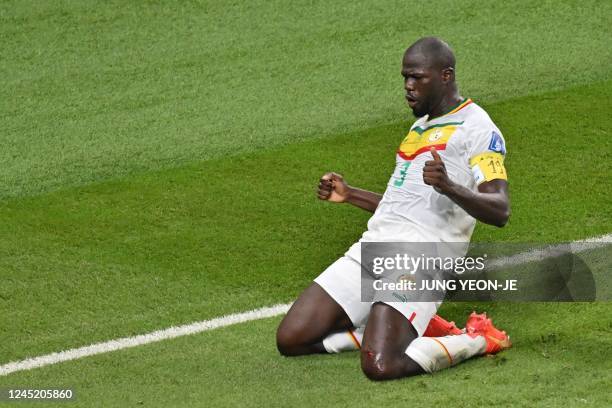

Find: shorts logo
[488,131,506,154]
[397,274,415,284]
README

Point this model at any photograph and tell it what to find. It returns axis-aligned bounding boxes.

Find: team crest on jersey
[488,131,506,154]
[428,129,443,142]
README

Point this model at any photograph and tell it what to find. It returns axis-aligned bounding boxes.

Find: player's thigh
[276,282,353,348]
[313,255,371,328]
[362,302,419,356]
[361,301,439,364]
[278,256,369,343]
[360,302,430,379]
[379,301,440,337]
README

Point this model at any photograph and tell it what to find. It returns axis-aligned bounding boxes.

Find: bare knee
[360,349,398,381]
[277,316,322,357]
[360,348,421,381]
[276,323,300,356]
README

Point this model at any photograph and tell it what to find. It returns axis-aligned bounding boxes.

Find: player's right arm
[317,172,382,213]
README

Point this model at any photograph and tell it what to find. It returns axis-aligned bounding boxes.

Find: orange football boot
[423,314,463,337]
[465,311,512,354]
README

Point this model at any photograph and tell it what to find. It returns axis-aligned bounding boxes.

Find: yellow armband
[470,152,507,185]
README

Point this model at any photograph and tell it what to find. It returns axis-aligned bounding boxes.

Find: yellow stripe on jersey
[470,152,507,184]
[398,123,460,160]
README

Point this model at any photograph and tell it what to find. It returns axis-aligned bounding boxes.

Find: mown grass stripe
[1,1,610,199]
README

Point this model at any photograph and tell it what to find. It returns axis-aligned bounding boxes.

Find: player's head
[402,37,456,117]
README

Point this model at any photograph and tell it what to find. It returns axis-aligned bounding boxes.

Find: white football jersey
[346,98,508,261]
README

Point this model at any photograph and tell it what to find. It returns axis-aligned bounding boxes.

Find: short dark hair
[405,37,456,70]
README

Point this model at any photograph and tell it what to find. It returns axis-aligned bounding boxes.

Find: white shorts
[314,255,440,336]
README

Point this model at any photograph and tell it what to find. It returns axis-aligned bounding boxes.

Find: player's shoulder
[459,101,499,131]
[409,115,428,130]
[464,103,506,155]
[455,101,507,155]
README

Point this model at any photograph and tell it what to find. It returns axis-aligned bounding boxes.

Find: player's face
[401,52,445,117]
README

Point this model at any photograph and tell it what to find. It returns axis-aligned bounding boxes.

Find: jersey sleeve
[467,127,508,185]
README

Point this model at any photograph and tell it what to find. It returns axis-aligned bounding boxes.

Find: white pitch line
[488,233,612,269]
[1,233,610,377]
[0,303,291,377]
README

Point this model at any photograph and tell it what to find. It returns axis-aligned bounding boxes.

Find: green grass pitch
[1,0,611,406]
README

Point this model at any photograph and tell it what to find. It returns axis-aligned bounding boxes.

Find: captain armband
[469,152,507,185]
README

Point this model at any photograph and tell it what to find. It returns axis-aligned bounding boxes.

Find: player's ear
[442,67,454,83]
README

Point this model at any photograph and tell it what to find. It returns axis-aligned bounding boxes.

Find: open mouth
[405,95,418,107]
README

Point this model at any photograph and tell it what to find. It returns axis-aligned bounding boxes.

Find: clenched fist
[317,172,350,203]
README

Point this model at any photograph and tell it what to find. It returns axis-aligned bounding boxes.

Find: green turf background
[1,0,611,406]
[1,0,610,198]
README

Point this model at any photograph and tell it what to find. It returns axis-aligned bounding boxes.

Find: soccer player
[276,37,511,380]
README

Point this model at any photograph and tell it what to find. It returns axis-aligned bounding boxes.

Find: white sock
[406,334,486,373]
[322,327,364,353]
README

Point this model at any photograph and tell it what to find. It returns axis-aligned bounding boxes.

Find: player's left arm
[423,147,510,227]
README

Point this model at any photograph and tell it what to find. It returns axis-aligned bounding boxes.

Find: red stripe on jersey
[397,143,447,161]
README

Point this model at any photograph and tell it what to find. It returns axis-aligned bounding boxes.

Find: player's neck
[427,92,464,121]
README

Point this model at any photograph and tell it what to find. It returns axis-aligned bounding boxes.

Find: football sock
[322,327,364,353]
[405,334,486,373]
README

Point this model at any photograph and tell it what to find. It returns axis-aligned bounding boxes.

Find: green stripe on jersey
[413,121,465,134]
